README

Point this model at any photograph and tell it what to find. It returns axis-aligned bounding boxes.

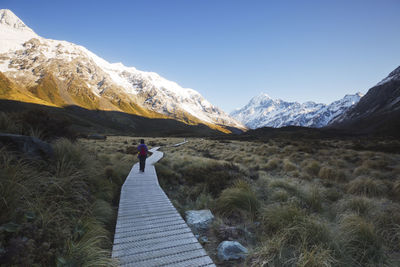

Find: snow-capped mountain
[231,93,363,129]
[0,9,245,132]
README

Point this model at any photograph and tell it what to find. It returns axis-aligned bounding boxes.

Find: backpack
[139,146,147,156]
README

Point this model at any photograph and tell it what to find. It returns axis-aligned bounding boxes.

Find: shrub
[339,214,384,266]
[347,176,388,197]
[216,180,260,220]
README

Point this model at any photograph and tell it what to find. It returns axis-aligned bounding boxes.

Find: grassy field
[0,135,145,266]
[155,137,400,266]
[1,133,399,266]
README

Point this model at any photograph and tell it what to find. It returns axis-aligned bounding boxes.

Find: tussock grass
[373,204,400,252]
[283,159,297,172]
[336,196,375,217]
[263,157,281,170]
[297,245,336,267]
[253,204,335,266]
[347,176,388,197]
[318,166,347,182]
[270,190,289,202]
[0,136,130,265]
[216,180,260,220]
[152,137,400,265]
[303,160,321,176]
[339,214,385,266]
[393,179,400,199]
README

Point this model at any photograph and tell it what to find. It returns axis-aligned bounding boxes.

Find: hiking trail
[112,143,215,266]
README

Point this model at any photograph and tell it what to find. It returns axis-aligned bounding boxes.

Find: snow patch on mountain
[231,93,363,129]
[376,66,400,86]
[0,9,38,54]
[0,9,244,130]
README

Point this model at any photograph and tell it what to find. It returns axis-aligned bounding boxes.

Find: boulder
[217,241,248,261]
[0,133,54,158]
[185,210,214,234]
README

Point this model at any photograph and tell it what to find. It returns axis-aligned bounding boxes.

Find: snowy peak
[0,9,245,132]
[0,9,38,54]
[0,9,35,33]
[231,93,363,129]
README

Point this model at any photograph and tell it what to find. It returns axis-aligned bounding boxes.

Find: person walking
[137,139,148,172]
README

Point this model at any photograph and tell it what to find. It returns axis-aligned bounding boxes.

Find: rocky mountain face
[231,93,362,129]
[0,9,245,133]
[331,66,400,136]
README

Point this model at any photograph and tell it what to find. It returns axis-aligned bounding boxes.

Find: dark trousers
[139,156,146,172]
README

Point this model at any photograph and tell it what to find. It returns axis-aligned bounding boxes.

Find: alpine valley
[0,9,245,134]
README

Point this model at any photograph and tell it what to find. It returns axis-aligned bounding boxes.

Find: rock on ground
[217,241,248,261]
[185,210,214,234]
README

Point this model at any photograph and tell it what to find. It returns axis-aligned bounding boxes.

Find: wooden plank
[112,146,215,267]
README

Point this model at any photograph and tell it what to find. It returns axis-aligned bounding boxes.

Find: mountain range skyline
[2,1,400,112]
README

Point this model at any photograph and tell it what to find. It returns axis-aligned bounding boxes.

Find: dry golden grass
[145,137,400,266]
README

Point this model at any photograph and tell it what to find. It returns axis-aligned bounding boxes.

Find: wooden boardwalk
[112,147,215,266]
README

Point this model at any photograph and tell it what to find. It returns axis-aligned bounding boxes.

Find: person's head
[140,139,145,144]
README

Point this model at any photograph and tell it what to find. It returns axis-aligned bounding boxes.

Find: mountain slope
[331,66,400,136]
[231,93,362,129]
[0,9,245,133]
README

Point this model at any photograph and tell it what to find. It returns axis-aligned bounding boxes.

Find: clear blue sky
[3,0,400,112]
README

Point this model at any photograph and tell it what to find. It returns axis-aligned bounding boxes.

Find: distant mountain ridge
[231,93,363,129]
[0,9,245,133]
[330,65,400,136]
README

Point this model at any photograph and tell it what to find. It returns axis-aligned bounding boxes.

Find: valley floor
[2,133,399,266]
[153,137,400,266]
